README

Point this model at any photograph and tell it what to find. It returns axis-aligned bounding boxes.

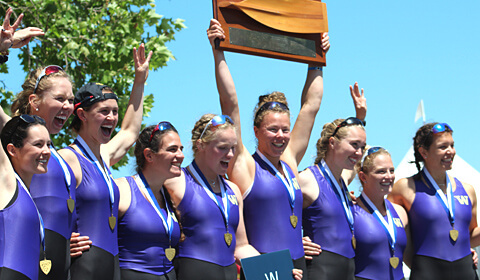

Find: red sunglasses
[33,65,64,94]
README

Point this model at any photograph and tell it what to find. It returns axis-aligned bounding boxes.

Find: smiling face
[421,132,455,171]
[254,112,291,160]
[198,127,237,177]
[360,153,395,198]
[148,131,184,179]
[9,124,51,176]
[31,77,74,134]
[329,126,366,172]
[78,98,119,144]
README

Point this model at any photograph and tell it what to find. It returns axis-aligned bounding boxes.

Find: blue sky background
[3,1,480,192]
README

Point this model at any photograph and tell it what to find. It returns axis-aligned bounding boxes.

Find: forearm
[214,49,239,119]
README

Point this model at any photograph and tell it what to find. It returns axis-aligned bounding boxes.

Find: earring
[35,107,39,111]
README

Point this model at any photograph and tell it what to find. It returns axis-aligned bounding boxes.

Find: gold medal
[450,229,459,241]
[224,232,233,246]
[109,215,116,231]
[67,198,75,213]
[290,215,298,228]
[40,258,52,275]
[165,247,176,261]
[389,256,399,269]
[351,235,356,249]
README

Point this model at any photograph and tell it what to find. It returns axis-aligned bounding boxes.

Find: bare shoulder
[115,176,132,217]
[298,167,318,208]
[228,149,255,195]
[164,170,186,205]
[388,177,415,210]
[58,146,83,187]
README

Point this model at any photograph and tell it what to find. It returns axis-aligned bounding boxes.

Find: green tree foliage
[0,0,185,168]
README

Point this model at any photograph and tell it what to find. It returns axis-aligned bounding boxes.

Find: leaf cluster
[0,0,185,169]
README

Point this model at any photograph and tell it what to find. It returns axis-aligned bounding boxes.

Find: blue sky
[4,1,480,190]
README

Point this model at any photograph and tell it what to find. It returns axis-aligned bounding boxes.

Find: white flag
[414,100,425,123]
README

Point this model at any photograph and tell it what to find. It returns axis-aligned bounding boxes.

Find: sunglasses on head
[431,123,453,134]
[199,115,234,140]
[331,117,365,138]
[361,146,385,166]
[33,65,64,94]
[2,115,46,144]
[255,102,289,120]
[149,121,175,142]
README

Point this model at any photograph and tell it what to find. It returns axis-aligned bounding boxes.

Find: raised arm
[208,19,255,192]
[342,82,367,184]
[282,33,330,172]
[104,44,152,166]
[0,8,44,54]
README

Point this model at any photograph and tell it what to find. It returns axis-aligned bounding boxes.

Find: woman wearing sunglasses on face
[388,123,480,280]
[57,45,152,280]
[0,115,51,280]
[354,147,409,280]
[300,114,367,280]
[164,114,262,280]
[115,122,183,280]
[207,19,329,277]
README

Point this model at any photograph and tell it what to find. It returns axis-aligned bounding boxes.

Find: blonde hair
[314,118,365,164]
[191,114,235,157]
[11,66,73,116]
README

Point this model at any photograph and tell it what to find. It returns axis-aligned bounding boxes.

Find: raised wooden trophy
[213,0,328,65]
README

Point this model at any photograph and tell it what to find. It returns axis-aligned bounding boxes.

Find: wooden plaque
[213,0,328,65]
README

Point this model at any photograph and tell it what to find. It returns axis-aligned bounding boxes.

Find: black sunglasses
[331,117,365,138]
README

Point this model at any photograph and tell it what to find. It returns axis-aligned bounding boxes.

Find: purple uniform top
[353,199,407,280]
[118,176,180,275]
[30,151,76,238]
[177,167,239,266]
[0,181,41,280]
[409,175,471,261]
[302,165,355,258]
[243,153,304,259]
[68,147,119,256]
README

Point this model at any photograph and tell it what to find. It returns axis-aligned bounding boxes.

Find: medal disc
[67,198,75,213]
[351,236,356,249]
[109,216,116,231]
[40,259,52,275]
[450,229,459,241]
[224,232,233,246]
[165,247,176,261]
[290,215,298,228]
[389,257,399,269]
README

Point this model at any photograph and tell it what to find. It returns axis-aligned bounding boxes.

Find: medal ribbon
[188,160,230,228]
[50,146,72,196]
[135,172,174,243]
[359,193,397,254]
[318,160,354,233]
[74,136,115,212]
[253,150,295,210]
[422,168,455,226]
[15,173,46,253]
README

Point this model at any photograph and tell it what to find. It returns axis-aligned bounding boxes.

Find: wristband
[0,55,8,64]
[308,66,323,71]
